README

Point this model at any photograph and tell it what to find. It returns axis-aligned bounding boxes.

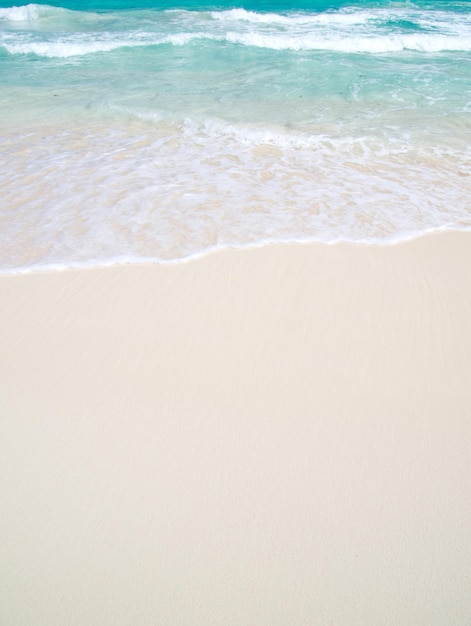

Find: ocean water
[1,0,470,272]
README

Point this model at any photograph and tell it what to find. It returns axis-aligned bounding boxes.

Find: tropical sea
[1,0,470,272]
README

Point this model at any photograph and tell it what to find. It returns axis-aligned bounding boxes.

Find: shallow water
[1,0,470,271]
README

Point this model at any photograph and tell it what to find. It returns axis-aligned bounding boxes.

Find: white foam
[2,3,471,58]
[0,3,75,23]
[2,37,138,57]
[2,2,470,272]
[184,117,331,149]
[3,30,470,58]
[1,30,222,57]
[1,117,470,273]
[163,32,220,46]
[208,6,471,53]
[210,8,372,26]
[210,6,471,33]
[4,222,469,276]
[224,31,471,53]
[0,4,40,21]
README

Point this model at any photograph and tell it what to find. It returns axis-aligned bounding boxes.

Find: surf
[1,0,470,272]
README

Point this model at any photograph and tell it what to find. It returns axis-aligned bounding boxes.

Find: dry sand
[1,232,471,625]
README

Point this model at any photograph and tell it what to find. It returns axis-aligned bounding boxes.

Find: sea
[1,0,470,272]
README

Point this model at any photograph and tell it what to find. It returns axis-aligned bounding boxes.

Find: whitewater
[0,0,470,272]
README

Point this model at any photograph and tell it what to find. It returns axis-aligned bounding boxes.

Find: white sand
[1,233,471,625]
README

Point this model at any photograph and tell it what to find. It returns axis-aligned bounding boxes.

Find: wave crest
[0,3,70,21]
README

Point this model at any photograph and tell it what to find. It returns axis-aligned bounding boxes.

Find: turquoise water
[1,0,470,271]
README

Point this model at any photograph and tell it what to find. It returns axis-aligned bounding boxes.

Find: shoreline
[2,226,471,277]
[1,231,471,624]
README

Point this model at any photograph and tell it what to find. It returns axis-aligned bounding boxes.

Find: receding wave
[1,117,470,272]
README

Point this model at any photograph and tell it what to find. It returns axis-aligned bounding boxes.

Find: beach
[1,232,471,624]
[2,0,471,621]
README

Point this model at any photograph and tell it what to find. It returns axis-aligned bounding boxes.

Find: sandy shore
[1,232,471,625]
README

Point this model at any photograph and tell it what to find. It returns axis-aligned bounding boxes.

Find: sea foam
[2,3,471,58]
[3,31,470,58]
[1,115,470,273]
[1,0,470,272]
[0,4,41,21]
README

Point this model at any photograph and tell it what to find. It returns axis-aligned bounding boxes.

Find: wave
[1,2,471,57]
[0,4,42,21]
[210,6,471,37]
[2,114,470,273]
[2,38,143,57]
[0,3,72,21]
[2,3,470,29]
[2,32,470,57]
[225,32,471,52]
[210,7,373,25]
[0,32,222,57]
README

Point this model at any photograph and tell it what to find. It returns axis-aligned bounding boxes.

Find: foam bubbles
[0,4,40,21]
[1,1,471,272]
[1,117,470,273]
[2,37,138,57]
[2,4,471,58]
